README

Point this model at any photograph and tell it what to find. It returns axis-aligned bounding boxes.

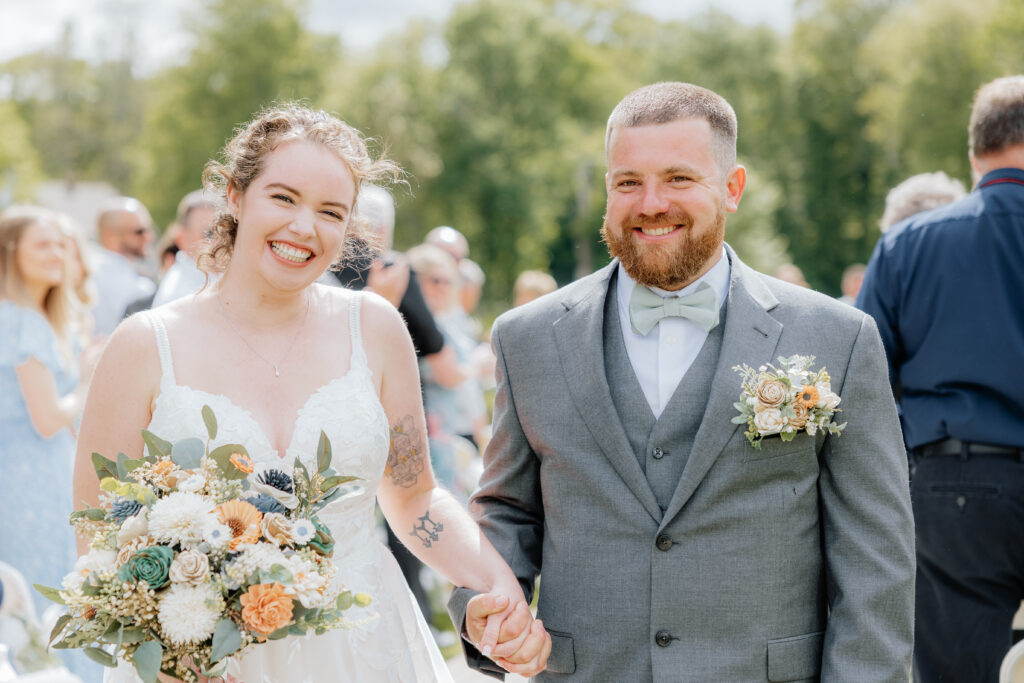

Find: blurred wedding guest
[858,75,1024,682]
[512,269,557,308]
[151,190,220,307]
[408,244,487,484]
[457,258,486,339]
[879,171,967,233]
[0,208,95,680]
[837,263,866,306]
[156,223,182,275]
[425,224,469,262]
[53,213,96,347]
[773,262,810,288]
[90,197,156,336]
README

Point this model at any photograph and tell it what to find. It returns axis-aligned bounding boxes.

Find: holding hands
[467,593,552,677]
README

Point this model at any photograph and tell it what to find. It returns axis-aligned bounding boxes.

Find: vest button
[655,630,673,647]
[653,447,665,459]
[656,534,673,551]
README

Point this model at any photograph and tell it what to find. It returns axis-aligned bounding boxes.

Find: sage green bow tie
[628,281,719,336]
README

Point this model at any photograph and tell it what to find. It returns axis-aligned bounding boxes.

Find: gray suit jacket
[449,250,914,682]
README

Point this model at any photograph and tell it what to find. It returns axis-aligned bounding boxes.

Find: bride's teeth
[270,241,313,263]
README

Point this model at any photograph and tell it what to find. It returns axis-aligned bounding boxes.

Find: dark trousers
[911,452,1024,683]
[386,520,434,624]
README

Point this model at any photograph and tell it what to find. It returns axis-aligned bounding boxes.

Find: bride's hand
[466,593,551,676]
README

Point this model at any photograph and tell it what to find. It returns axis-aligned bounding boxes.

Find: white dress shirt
[615,248,730,418]
[90,247,156,336]
[152,251,210,308]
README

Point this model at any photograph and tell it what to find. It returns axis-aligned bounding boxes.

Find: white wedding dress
[106,295,453,683]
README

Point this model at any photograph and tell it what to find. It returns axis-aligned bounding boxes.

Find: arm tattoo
[410,510,444,548]
[386,415,426,488]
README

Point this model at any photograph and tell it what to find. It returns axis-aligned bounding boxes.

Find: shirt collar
[977,167,1024,189]
[616,245,731,312]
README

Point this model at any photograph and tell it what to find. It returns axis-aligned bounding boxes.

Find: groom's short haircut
[606,82,738,174]
[969,75,1024,157]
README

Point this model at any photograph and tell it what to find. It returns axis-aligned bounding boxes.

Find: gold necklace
[216,293,310,378]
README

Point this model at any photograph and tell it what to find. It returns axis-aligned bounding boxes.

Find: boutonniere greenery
[732,355,846,450]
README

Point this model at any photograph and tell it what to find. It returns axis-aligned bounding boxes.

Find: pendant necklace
[217,292,310,377]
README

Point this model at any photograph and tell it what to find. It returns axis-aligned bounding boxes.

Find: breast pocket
[740,431,817,463]
[767,630,824,682]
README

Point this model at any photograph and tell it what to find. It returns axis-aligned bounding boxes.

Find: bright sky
[0,0,794,72]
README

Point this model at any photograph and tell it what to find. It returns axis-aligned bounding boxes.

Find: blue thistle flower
[247,493,287,515]
[256,469,294,494]
[110,497,142,522]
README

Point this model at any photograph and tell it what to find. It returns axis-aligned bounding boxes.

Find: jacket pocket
[767,630,824,682]
[545,629,576,674]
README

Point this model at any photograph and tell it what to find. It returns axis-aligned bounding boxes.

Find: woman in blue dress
[0,207,93,678]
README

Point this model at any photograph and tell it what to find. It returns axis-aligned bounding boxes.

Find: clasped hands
[466,593,552,677]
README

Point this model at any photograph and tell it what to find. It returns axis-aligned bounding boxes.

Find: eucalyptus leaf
[209,444,251,480]
[34,583,66,605]
[91,452,118,482]
[141,430,172,459]
[48,613,71,644]
[124,458,149,475]
[731,415,749,424]
[316,431,332,473]
[81,577,101,596]
[202,404,218,441]
[170,438,205,470]
[210,618,242,663]
[119,627,147,644]
[116,452,134,481]
[259,564,293,584]
[132,640,162,683]
[336,591,353,610]
[84,646,117,667]
[267,625,291,640]
[70,507,108,522]
[288,624,306,636]
[202,659,229,678]
[320,474,359,491]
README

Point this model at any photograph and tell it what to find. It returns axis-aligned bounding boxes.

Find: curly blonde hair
[200,103,403,272]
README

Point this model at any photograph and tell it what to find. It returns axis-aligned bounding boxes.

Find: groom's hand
[466,593,552,676]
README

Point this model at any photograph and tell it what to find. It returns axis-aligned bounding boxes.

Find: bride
[72,105,550,682]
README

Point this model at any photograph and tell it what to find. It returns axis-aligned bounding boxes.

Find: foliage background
[2,0,1023,311]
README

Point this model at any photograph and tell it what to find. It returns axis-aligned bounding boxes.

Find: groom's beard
[601,203,726,290]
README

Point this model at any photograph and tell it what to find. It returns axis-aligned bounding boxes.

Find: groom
[449,82,915,681]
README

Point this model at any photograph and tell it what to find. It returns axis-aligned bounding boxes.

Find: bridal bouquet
[36,405,369,682]
[732,354,846,449]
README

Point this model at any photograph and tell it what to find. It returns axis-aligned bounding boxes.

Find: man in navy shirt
[858,75,1024,683]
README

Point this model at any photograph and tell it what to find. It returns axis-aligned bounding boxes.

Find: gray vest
[603,276,726,511]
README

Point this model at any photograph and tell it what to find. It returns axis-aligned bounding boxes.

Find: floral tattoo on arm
[386,415,426,488]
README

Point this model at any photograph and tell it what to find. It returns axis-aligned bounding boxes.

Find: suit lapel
[553,262,662,523]
[660,250,783,525]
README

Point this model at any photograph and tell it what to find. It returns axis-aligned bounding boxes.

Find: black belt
[914,438,1024,461]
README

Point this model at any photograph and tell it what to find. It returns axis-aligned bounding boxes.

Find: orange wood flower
[240,582,294,636]
[796,385,820,409]
[229,453,254,474]
[217,500,262,550]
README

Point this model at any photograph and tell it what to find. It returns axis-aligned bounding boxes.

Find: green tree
[133,0,338,227]
[0,100,44,206]
[776,0,892,293]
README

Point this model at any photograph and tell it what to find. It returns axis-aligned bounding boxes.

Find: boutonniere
[731,355,846,450]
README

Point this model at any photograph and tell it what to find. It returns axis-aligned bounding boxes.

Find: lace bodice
[143,293,390,560]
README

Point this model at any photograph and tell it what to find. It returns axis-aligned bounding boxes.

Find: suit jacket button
[656,534,673,551]
[653,447,664,459]
[655,630,673,647]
